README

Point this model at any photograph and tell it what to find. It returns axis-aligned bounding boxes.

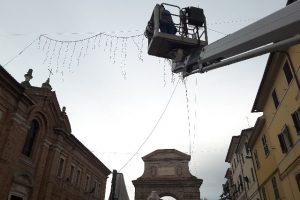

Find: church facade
[0,66,111,200]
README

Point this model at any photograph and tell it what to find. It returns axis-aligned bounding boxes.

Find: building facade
[236,129,260,200]
[225,135,240,200]
[0,66,111,200]
[224,128,260,200]
[249,43,300,200]
[222,2,300,200]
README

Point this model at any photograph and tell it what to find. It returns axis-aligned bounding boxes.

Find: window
[22,120,39,157]
[70,165,75,184]
[234,184,237,194]
[57,157,65,178]
[296,173,300,191]
[85,175,90,192]
[261,186,267,200]
[245,142,249,155]
[271,176,280,200]
[241,153,245,164]
[272,89,279,109]
[91,180,96,193]
[251,168,256,182]
[253,150,260,169]
[10,196,23,200]
[97,183,101,197]
[291,109,300,134]
[239,175,244,191]
[0,109,5,122]
[75,169,81,186]
[245,176,249,190]
[283,60,293,85]
[278,125,293,154]
[234,158,237,169]
[262,135,270,157]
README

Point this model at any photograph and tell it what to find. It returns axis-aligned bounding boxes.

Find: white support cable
[3,35,42,67]
[118,79,180,172]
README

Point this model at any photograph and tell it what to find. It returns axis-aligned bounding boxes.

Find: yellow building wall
[282,166,300,200]
[253,44,300,200]
[252,129,277,185]
[261,173,284,200]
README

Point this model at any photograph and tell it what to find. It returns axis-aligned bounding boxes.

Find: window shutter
[292,112,300,133]
[286,127,293,148]
[296,173,300,191]
[272,89,279,109]
[278,134,287,153]
[271,176,280,200]
[283,61,293,84]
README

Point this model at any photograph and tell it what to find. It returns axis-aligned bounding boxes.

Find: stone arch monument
[132,149,203,200]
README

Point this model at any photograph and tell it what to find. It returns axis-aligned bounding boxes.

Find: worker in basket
[159,5,177,34]
[145,5,177,44]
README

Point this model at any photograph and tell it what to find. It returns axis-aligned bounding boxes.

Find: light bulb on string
[84,39,90,58]
[42,39,52,64]
[68,42,77,72]
[112,37,119,64]
[62,42,70,70]
[77,41,84,67]
[97,33,102,48]
[47,41,57,69]
[56,42,63,73]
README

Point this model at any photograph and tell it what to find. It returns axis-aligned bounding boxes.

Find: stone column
[0,113,29,199]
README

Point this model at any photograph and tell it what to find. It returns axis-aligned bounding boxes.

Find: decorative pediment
[142,149,190,162]
[133,149,202,200]
[25,88,72,134]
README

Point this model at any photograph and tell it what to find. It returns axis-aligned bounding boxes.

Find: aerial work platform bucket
[145,4,208,61]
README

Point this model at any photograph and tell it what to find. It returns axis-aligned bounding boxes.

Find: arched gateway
[132,149,203,200]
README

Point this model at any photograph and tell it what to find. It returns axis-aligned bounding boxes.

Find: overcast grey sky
[0,0,287,199]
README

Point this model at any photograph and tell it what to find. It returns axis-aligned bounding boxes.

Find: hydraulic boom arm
[154,1,300,77]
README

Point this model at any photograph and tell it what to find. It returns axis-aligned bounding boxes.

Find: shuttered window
[261,186,267,200]
[278,126,293,154]
[254,150,260,169]
[296,173,300,191]
[271,176,280,200]
[272,89,279,109]
[262,135,270,157]
[251,168,256,182]
[283,60,293,85]
[291,109,300,134]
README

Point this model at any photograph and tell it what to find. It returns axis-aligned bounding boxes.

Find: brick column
[30,139,51,200]
[0,113,29,199]
[43,144,62,200]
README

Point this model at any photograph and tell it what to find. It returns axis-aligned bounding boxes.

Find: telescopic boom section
[146,2,300,77]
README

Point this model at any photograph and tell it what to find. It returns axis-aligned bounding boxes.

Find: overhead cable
[119,78,180,172]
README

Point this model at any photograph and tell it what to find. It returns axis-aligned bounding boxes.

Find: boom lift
[145,2,300,77]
